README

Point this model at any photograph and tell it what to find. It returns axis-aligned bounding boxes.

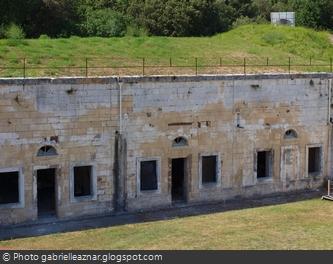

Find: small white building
[271,12,295,26]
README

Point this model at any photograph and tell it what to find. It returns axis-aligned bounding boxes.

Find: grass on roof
[0,24,332,77]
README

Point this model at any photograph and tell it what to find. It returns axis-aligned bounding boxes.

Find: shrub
[126,25,148,37]
[127,0,235,36]
[4,23,26,46]
[5,23,25,39]
[83,9,126,37]
[232,16,254,28]
[39,34,50,39]
[232,15,268,29]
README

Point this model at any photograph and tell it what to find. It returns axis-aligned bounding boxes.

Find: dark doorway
[37,168,56,217]
[171,158,186,202]
[257,151,272,179]
[308,147,321,175]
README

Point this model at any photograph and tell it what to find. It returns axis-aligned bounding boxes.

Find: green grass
[0,24,332,76]
[2,199,333,250]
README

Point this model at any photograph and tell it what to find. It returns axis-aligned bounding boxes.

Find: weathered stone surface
[0,74,331,225]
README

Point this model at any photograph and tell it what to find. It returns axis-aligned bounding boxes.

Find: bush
[232,15,268,29]
[127,0,235,36]
[232,16,254,28]
[5,23,25,39]
[4,23,26,46]
[83,9,126,37]
[39,34,50,39]
[126,25,148,37]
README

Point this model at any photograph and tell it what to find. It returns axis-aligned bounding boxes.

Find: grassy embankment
[0,24,333,76]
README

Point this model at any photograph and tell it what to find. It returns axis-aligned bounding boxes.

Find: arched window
[172,137,188,147]
[284,129,298,139]
[37,145,58,157]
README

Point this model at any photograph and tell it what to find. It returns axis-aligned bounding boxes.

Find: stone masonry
[0,73,332,225]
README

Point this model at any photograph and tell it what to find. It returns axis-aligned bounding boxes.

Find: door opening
[37,168,56,217]
[171,158,186,202]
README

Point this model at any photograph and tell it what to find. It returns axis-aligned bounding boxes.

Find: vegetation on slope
[0,24,332,77]
[1,0,333,38]
[2,199,333,250]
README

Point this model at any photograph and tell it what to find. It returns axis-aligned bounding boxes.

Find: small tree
[5,23,25,39]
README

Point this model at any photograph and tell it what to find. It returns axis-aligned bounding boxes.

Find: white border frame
[254,149,274,183]
[199,152,222,189]
[33,165,60,216]
[137,157,161,195]
[305,144,323,178]
[70,163,97,203]
[0,167,24,209]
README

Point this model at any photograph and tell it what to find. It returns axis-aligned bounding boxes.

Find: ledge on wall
[0,73,332,86]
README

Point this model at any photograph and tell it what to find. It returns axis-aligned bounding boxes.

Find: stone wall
[0,74,332,225]
[121,75,332,210]
[0,79,119,224]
